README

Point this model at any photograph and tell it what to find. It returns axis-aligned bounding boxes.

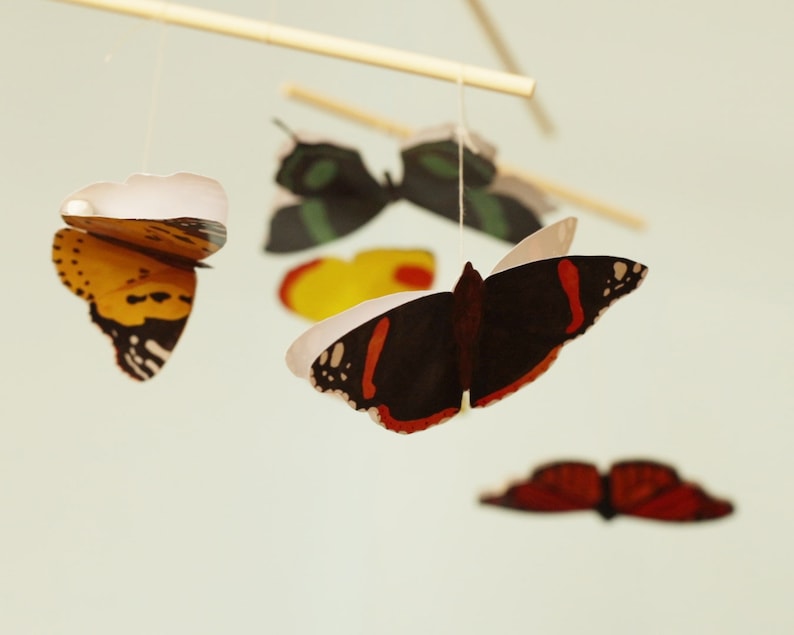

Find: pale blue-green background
[1,1,792,633]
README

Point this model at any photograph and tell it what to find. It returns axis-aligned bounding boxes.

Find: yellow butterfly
[52,173,228,380]
[279,249,435,321]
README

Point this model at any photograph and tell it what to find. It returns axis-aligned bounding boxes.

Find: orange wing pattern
[52,174,227,380]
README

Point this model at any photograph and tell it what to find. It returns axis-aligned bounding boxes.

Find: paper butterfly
[279,248,435,321]
[52,173,228,381]
[264,124,554,252]
[287,218,648,433]
[480,460,734,522]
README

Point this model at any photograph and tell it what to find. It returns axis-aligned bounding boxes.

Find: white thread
[456,67,467,267]
[141,3,169,172]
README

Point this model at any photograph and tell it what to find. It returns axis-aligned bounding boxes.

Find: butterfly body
[265,125,552,252]
[481,460,734,522]
[288,219,648,433]
[52,173,228,381]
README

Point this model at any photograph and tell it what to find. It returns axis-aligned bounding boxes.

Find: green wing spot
[300,200,337,245]
[466,190,509,239]
[462,151,496,182]
[418,154,459,180]
[304,158,338,191]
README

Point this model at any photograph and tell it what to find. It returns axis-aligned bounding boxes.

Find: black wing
[398,137,543,243]
[265,140,390,252]
[470,256,648,406]
[309,292,464,433]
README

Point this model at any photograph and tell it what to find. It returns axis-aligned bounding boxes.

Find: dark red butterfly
[287,219,648,434]
[480,460,734,522]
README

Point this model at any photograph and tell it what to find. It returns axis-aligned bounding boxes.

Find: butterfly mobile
[52,173,228,381]
[287,218,648,433]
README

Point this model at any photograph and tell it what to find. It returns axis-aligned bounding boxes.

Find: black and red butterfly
[480,460,734,522]
[286,218,648,433]
[264,124,553,252]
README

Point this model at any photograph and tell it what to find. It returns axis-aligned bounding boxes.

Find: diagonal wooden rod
[281,83,647,230]
[51,0,536,97]
[463,0,555,135]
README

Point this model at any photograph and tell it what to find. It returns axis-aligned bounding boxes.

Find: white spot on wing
[145,339,171,361]
[613,261,628,281]
[329,342,344,368]
[124,352,149,380]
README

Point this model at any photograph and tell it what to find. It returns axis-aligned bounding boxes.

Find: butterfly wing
[291,292,463,433]
[609,461,735,522]
[61,216,226,263]
[470,256,648,407]
[265,139,391,252]
[279,248,435,321]
[54,173,227,380]
[286,289,438,379]
[490,217,577,275]
[480,461,603,513]
[398,126,546,243]
[52,228,196,380]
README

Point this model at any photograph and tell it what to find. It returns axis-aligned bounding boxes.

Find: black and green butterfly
[264,125,554,253]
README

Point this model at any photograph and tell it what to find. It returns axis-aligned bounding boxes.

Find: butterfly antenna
[272,118,297,140]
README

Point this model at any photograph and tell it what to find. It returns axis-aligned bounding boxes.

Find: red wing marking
[473,345,562,408]
[621,484,734,522]
[278,258,321,307]
[480,462,602,512]
[558,259,584,334]
[394,264,434,289]
[374,404,460,434]
[362,317,390,399]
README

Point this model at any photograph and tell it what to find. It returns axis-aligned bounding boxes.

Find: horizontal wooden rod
[52,0,536,97]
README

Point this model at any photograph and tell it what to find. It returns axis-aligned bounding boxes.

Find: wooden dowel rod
[463,0,555,135]
[281,83,646,229]
[282,84,416,139]
[496,167,646,229]
[52,0,536,97]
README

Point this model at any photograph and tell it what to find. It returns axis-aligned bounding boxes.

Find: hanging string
[456,67,466,267]
[141,2,169,172]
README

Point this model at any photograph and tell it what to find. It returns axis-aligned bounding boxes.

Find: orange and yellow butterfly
[52,173,228,380]
[279,249,435,321]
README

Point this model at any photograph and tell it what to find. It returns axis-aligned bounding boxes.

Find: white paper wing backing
[59,172,228,224]
[490,217,576,274]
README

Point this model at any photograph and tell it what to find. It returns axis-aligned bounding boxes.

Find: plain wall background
[1,1,792,633]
